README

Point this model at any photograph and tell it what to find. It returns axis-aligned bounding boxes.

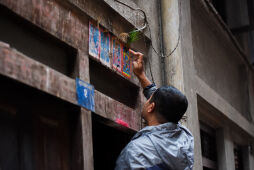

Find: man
[115,50,194,170]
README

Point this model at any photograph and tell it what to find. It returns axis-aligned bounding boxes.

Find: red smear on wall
[116,119,129,128]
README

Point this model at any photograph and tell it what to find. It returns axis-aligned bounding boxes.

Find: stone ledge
[0,0,144,86]
[196,75,254,137]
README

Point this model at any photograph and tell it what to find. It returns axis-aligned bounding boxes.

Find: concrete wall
[191,0,252,121]
[134,0,163,86]
[104,0,163,87]
[225,0,254,64]
[0,0,163,168]
[191,0,254,169]
[0,0,254,169]
[0,0,166,129]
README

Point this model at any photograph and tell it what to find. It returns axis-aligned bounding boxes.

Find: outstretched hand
[129,49,152,88]
[129,49,145,78]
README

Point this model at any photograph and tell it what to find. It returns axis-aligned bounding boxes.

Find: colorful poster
[122,47,131,78]
[89,21,100,59]
[100,29,111,67]
[112,38,122,72]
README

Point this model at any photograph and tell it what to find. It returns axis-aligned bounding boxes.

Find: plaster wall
[104,0,163,87]
[0,0,153,131]
[191,3,252,121]
[225,0,253,61]
[134,0,163,87]
[0,6,77,77]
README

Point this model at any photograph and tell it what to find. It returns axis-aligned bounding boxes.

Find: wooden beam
[81,109,94,170]
[0,43,141,131]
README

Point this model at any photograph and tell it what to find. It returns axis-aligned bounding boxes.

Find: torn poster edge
[100,28,111,67]
[89,21,100,60]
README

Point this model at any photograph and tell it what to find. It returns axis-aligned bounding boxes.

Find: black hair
[149,86,188,123]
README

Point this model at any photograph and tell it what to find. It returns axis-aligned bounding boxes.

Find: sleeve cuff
[143,83,157,99]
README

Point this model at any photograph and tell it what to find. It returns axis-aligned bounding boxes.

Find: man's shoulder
[128,134,155,152]
[120,133,159,162]
[116,134,161,169]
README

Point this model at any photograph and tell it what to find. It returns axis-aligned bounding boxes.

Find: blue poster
[76,78,95,112]
[100,29,111,67]
[89,21,100,59]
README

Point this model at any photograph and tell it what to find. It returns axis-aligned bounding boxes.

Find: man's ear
[148,102,155,113]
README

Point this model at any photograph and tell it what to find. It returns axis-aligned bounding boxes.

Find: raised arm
[129,49,151,88]
[129,49,157,99]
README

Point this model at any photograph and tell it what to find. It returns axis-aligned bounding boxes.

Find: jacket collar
[132,122,179,140]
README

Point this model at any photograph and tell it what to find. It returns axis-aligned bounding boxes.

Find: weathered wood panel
[0,44,141,131]
[81,109,94,170]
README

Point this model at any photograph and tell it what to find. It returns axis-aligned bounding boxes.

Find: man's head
[142,86,188,124]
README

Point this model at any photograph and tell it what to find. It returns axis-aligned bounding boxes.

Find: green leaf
[127,30,141,45]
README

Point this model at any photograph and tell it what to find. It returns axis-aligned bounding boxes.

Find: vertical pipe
[160,0,183,89]
[158,0,166,86]
[160,1,204,169]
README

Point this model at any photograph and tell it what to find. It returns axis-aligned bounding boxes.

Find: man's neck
[146,115,168,126]
[147,120,160,126]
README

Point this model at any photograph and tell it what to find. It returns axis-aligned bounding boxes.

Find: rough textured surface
[191,0,252,121]
[0,44,141,131]
[0,44,77,104]
[104,0,163,86]
[0,0,159,168]
[1,0,254,169]
[81,109,94,170]
[216,127,236,170]
[196,76,254,137]
[191,0,254,169]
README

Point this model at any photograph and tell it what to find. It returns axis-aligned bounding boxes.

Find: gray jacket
[115,84,194,170]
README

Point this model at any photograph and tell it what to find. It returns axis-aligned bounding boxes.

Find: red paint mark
[116,119,129,128]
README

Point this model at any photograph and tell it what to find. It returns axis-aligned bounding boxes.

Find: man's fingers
[138,53,143,63]
[129,49,138,56]
[132,61,138,67]
[129,49,143,62]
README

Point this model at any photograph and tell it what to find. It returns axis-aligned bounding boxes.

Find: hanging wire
[114,0,147,31]
[114,0,181,83]
[146,0,181,58]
